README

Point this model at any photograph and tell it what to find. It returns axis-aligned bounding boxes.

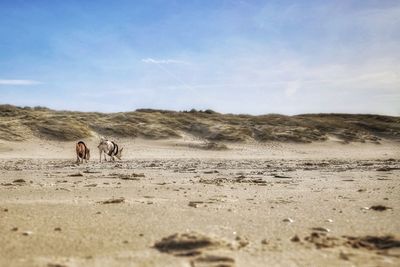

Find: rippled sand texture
[0,139,399,267]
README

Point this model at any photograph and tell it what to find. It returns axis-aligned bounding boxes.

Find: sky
[0,0,399,115]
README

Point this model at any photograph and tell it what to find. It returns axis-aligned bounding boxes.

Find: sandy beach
[0,138,399,267]
[2,0,400,266]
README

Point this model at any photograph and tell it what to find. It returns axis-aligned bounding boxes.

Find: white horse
[98,137,123,162]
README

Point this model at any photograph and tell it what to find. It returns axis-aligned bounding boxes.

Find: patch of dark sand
[272,174,292,179]
[188,201,211,208]
[191,254,235,267]
[83,183,97,187]
[249,178,269,185]
[310,227,330,233]
[199,177,228,186]
[376,167,399,171]
[304,232,340,249]
[234,236,249,249]
[199,176,270,186]
[68,172,83,177]
[302,232,400,252]
[98,197,125,204]
[109,172,145,180]
[369,205,392,211]
[12,178,26,183]
[153,232,230,257]
[204,170,219,174]
[47,263,68,267]
[290,235,301,242]
[344,235,400,250]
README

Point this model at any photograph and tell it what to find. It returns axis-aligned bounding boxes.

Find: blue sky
[0,0,399,115]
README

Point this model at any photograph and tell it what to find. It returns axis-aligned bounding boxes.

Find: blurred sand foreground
[0,137,399,267]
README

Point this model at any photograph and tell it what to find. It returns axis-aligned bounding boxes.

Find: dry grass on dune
[0,104,399,143]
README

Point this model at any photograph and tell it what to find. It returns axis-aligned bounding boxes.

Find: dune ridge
[1,104,399,143]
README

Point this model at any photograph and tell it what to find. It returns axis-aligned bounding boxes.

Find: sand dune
[1,104,399,144]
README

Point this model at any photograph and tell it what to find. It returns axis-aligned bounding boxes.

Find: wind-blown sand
[0,138,399,267]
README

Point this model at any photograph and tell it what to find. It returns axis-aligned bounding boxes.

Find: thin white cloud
[141,58,189,65]
[0,79,42,85]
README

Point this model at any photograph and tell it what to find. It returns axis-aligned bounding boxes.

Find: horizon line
[1,103,398,117]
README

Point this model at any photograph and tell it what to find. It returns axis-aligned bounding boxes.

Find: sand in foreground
[0,139,399,267]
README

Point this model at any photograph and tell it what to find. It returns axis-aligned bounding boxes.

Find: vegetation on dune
[0,104,399,143]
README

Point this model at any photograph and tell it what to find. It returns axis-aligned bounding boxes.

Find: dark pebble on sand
[291,235,301,242]
[370,205,391,211]
[311,227,330,232]
[376,167,395,171]
[13,179,26,183]
[68,172,83,177]
[47,263,68,267]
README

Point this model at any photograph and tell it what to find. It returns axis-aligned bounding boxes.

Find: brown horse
[76,141,90,164]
